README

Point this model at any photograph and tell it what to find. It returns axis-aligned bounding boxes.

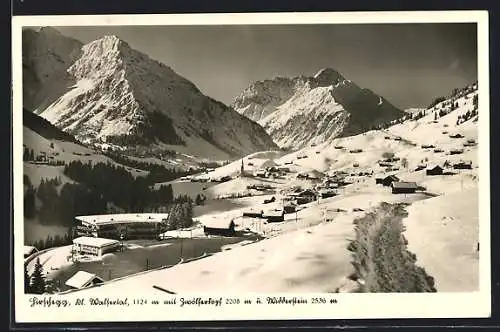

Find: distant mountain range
[232,68,405,148]
[22,27,278,159]
[23,27,408,157]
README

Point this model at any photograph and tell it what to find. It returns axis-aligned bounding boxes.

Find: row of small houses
[375,161,473,194]
[254,166,291,179]
[413,160,473,174]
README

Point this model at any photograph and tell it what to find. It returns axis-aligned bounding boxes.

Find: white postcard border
[12,11,491,322]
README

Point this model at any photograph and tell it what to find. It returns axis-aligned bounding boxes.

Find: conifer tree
[24,264,31,293]
[30,258,46,294]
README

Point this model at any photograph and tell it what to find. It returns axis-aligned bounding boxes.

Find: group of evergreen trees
[25,258,46,294]
[428,96,447,109]
[63,160,176,212]
[162,195,194,231]
[105,152,198,183]
[33,176,107,228]
[24,161,194,233]
[370,115,409,131]
[28,232,73,252]
[195,193,207,206]
[457,109,479,125]
[412,110,426,121]
[24,175,36,219]
[23,147,36,161]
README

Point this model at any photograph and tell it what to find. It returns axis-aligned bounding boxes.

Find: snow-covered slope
[210,82,480,191]
[23,110,146,187]
[24,29,278,159]
[403,188,479,292]
[232,68,405,149]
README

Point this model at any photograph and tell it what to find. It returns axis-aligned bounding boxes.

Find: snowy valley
[232,68,405,148]
[21,27,481,296]
[23,76,480,294]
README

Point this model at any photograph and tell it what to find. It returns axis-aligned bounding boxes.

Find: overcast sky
[56,24,477,109]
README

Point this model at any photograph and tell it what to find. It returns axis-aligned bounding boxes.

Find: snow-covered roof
[65,271,104,289]
[243,207,263,214]
[201,218,235,229]
[318,189,336,194]
[391,182,418,189]
[24,245,37,256]
[75,213,169,226]
[73,236,120,248]
[298,189,317,197]
[263,209,284,217]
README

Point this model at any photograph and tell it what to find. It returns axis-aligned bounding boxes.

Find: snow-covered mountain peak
[232,68,404,149]
[26,30,277,158]
[68,35,130,80]
[313,68,344,87]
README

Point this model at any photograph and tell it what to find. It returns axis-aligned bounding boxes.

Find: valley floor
[41,177,478,295]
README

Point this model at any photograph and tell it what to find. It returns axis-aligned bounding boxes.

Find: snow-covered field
[25,83,482,294]
[23,126,146,188]
[403,188,479,291]
[26,245,73,276]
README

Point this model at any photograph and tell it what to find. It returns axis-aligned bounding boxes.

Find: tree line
[162,195,194,231]
[27,232,74,251]
[27,175,108,228]
[25,161,194,228]
[25,258,46,294]
[105,151,198,183]
[63,160,176,212]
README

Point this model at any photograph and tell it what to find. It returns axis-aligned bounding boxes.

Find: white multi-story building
[72,236,120,257]
[74,213,169,240]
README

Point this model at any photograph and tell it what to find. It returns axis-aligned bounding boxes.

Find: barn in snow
[202,218,236,236]
[453,161,473,170]
[296,189,317,205]
[65,271,105,290]
[380,175,399,187]
[263,209,285,223]
[426,165,444,176]
[391,182,418,194]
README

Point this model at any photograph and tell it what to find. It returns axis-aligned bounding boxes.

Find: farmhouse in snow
[391,182,418,194]
[263,209,285,222]
[295,189,317,205]
[319,189,337,199]
[379,175,399,187]
[414,164,427,172]
[449,148,464,155]
[453,161,473,170]
[65,271,105,290]
[202,218,236,236]
[242,208,264,218]
[426,165,444,176]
